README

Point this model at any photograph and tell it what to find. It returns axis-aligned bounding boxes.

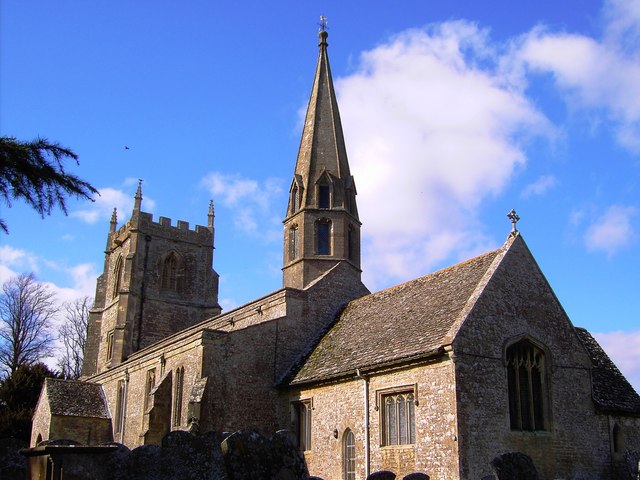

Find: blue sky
[1,1,639,390]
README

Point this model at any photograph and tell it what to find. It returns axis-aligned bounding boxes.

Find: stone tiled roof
[575,328,640,415]
[45,378,110,418]
[289,248,502,385]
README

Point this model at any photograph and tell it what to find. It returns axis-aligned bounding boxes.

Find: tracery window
[343,429,356,480]
[316,219,331,255]
[506,339,547,431]
[382,391,416,446]
[161,252,181,291]
[294,400,312,451]
[173,366,184,427]
[112,255,123,299]
[289,225,299,261]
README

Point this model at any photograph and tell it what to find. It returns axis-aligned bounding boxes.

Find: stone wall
[291,359,459,480]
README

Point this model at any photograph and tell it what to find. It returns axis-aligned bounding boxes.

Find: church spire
[282,26,362,290]
[290,26,354,209]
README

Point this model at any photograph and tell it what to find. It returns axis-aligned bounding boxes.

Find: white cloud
[0,246,39,282]
[593,330,640,394]
[72,185,156,224]
[521,175,558,198]
[337,21,554,290]
[513,1,640,152]
[201,172,283,236]
[584,205,637,255]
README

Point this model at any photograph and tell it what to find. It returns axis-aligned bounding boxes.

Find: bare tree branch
[56,296,91,379]
[0,273,56,376]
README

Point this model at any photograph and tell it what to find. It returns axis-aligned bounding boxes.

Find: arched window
[289,225,299,261]
[506,339,547,431]
[343,429,356,480]
[161,252,182,291]
[173,366,184,427]
[112,255,123,299]
[316,219,331,255]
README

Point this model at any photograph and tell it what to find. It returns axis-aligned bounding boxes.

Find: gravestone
[490,452,538,480]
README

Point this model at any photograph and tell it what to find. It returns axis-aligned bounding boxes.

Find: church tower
[82,183,221,376]
[283,28,362,289]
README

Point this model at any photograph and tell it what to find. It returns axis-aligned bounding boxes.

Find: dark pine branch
[0,136,99,233]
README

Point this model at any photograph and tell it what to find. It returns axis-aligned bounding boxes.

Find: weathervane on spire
[507,209,520,235]
[319,15,328,32]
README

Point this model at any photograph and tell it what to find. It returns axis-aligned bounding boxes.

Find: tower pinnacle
[133,179,143,211]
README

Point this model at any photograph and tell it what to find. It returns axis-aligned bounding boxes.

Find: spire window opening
[292,186,300,213]
[318,184,330,209]
[316,219,331,255]
[289,225,299,261]
[348,225,356,261]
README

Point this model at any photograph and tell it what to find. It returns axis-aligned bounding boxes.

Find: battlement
[109,210,213,249]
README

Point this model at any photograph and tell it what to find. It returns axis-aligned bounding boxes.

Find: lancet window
[112,255,123,299]
[343,429,356,480]
[173,366,184,427]
[316,219,331,255]
[289,225,299,261]
[161,252,182,292]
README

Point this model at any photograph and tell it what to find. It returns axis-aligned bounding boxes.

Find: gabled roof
[575,328,640,415]
[44,378,110,418]
[289,241,506,385]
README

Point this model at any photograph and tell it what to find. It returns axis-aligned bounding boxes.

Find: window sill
[380,444,415,449]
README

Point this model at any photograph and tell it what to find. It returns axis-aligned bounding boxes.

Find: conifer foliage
[0,136,98,233]
[0,363,58,441]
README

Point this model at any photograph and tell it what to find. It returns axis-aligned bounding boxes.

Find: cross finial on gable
[507,209,520,235]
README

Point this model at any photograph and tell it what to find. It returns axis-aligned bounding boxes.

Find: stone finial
[507,209,520,235]
[208,200,215,230]
[110,208,118,232]
[134,179,143,211]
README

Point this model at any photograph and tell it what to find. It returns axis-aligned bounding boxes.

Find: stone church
[32,28,640,479]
